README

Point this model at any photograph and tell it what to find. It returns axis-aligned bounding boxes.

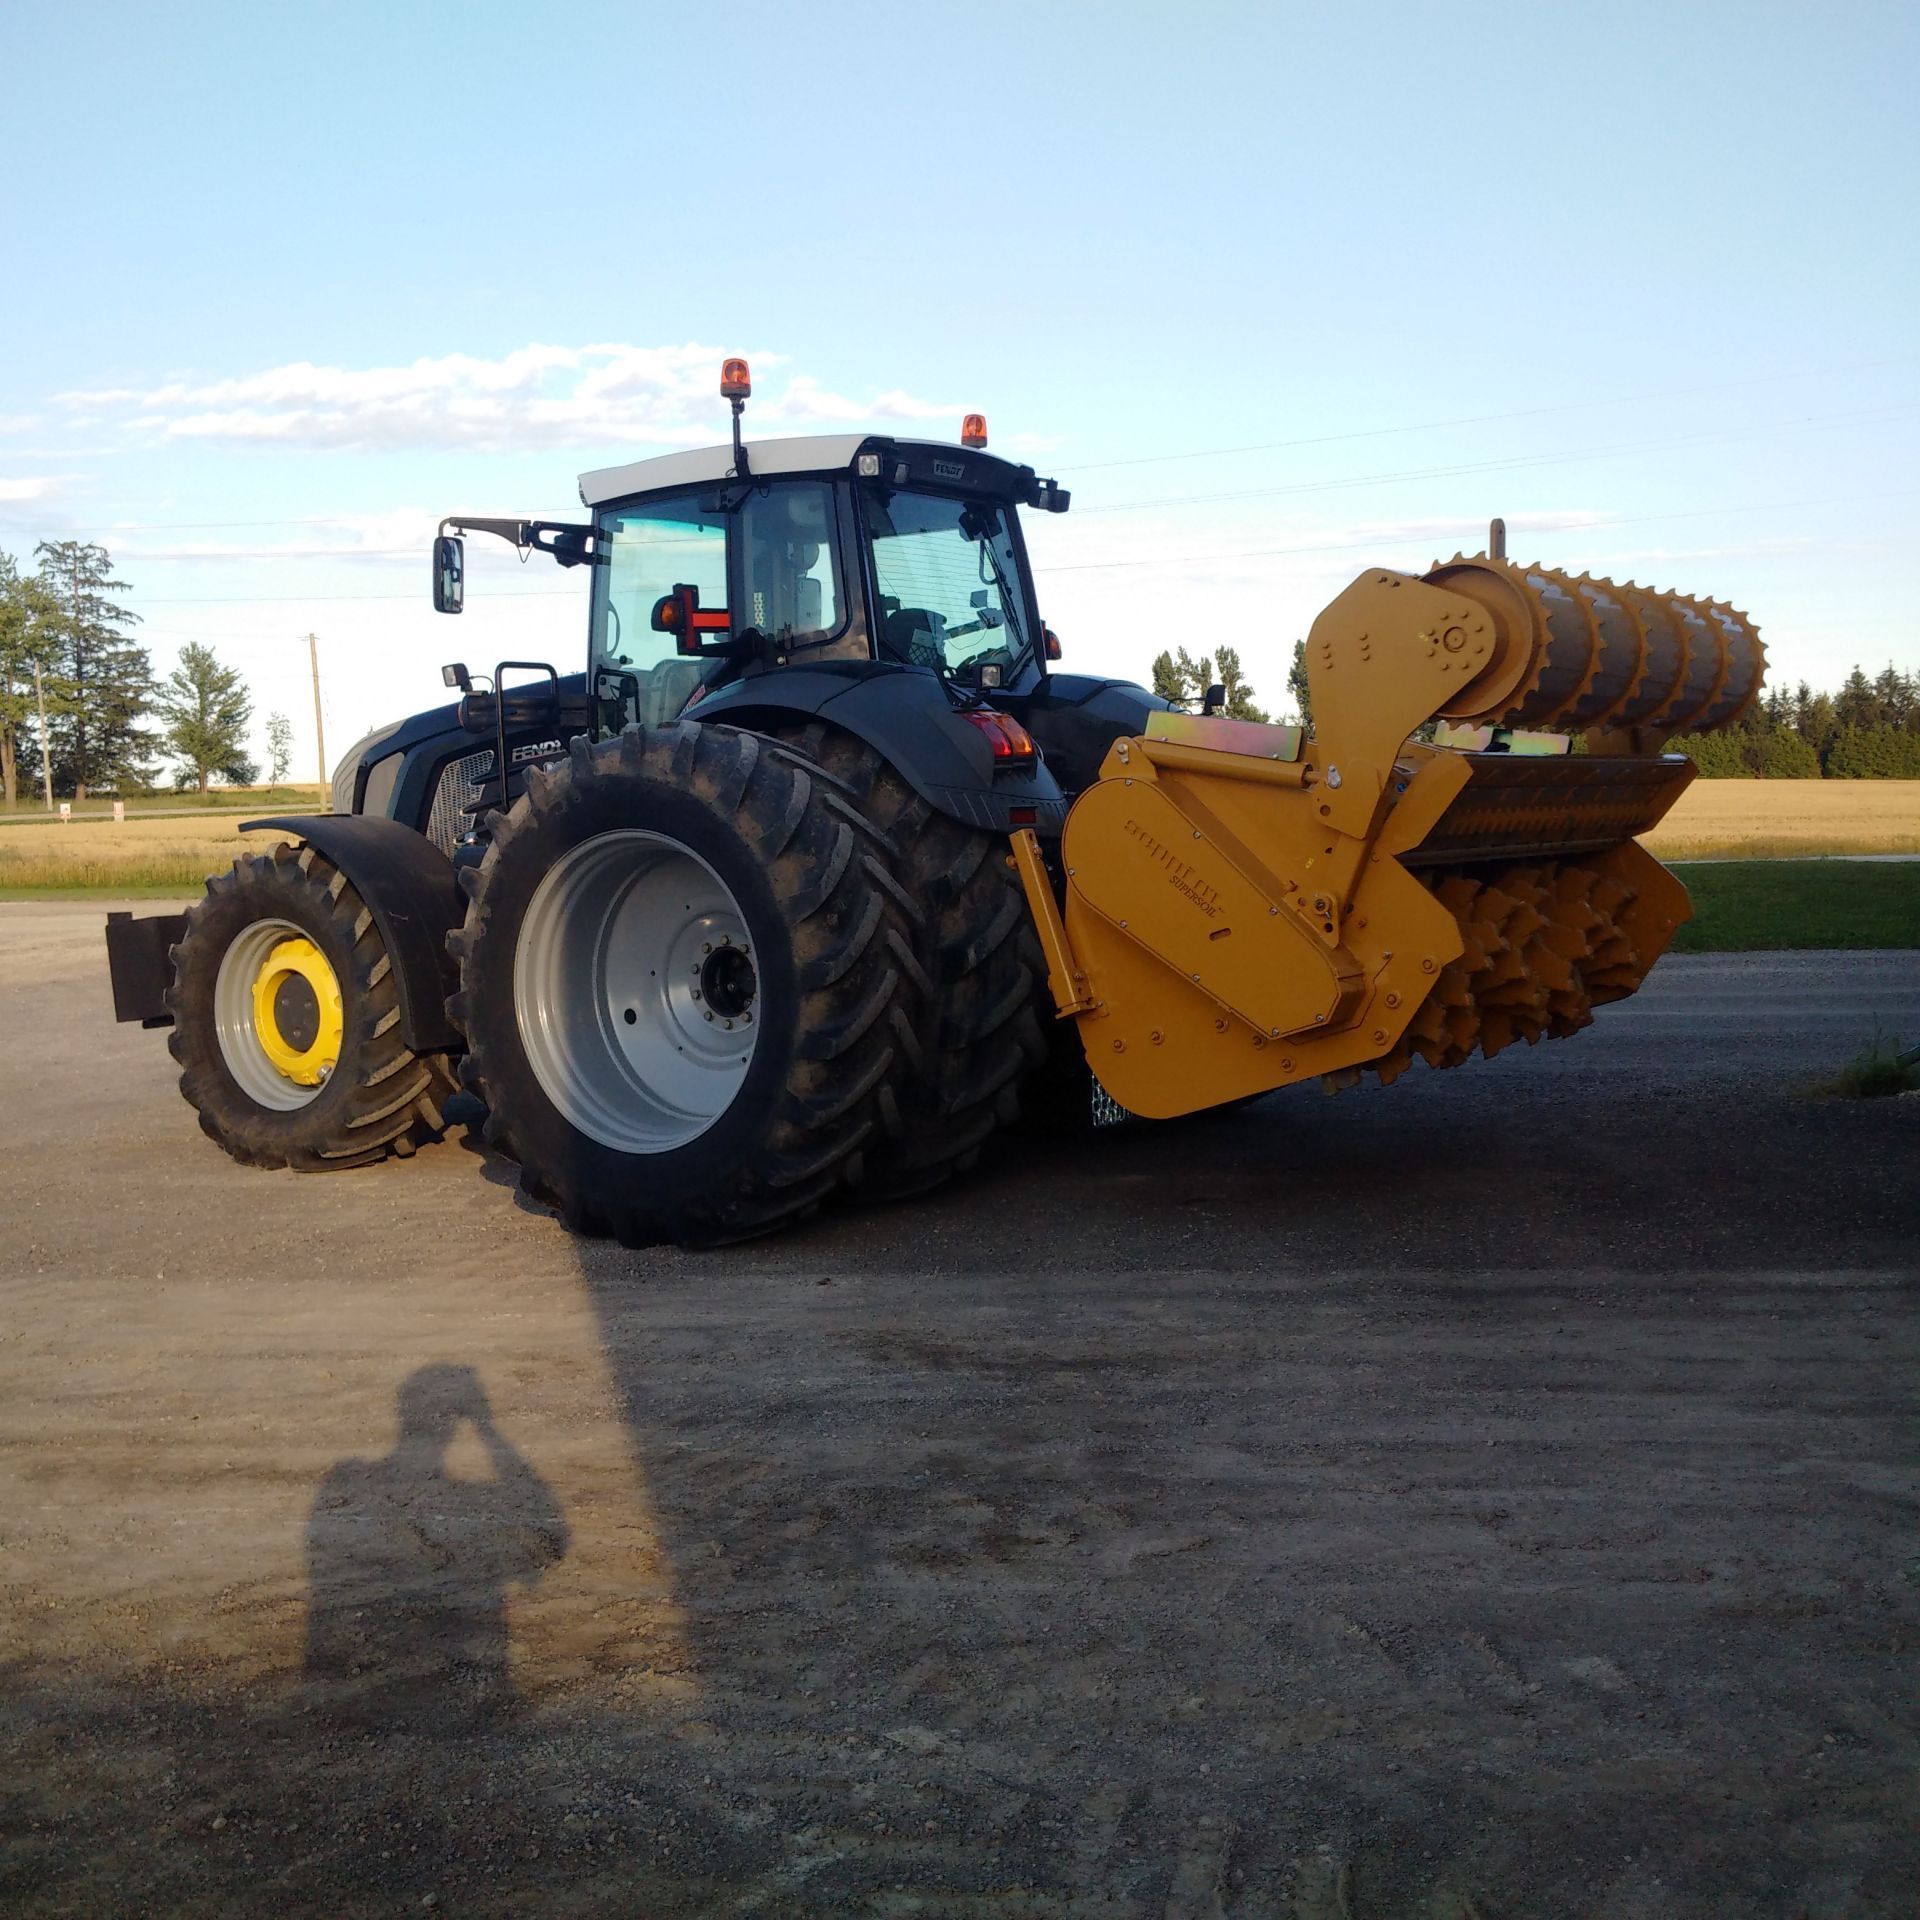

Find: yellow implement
[1014,546,1763,1118]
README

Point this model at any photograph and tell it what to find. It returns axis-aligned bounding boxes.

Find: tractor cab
[580,435,1059,739]
[434,362,1072,748]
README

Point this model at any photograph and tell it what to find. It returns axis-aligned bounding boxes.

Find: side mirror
[432,535,465,614]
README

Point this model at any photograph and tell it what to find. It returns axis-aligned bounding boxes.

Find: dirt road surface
[2,901,1916,1917]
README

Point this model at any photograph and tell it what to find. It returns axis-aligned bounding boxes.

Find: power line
[1067,354,1917,472]
[1071,401,1920,516]
[1032,486,1920,575]
[109,483,1920,607]
[4,351,1910,537]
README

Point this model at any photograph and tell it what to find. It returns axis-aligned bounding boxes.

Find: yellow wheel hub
[249,936,343,1086]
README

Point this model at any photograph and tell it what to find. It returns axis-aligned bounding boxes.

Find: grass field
[1668,860,1920,952]
[1642,778,1920,860]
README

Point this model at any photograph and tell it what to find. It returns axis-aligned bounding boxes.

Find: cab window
[590,492,729,732]
[738,482,845,649]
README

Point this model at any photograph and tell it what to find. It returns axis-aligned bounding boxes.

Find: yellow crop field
[0,812,291,893]
[1642,779,1920,860]
[0,777,1914,892]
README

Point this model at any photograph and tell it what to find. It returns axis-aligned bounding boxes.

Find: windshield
[860,485,1031,682]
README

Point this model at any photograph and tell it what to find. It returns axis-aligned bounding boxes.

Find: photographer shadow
[303,1364,568,1732]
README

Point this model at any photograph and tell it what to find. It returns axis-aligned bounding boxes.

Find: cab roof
[576,434,1043,509]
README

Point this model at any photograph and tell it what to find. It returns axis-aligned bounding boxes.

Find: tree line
[0,541,293,804]
[1671,667,1920,778]
[1155,637,1919,777]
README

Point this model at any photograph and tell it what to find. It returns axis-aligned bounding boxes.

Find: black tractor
[107,361,1167,1243]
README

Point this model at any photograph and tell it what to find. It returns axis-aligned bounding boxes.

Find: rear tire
[450,723,909,1246]
[166,843,459,1170]
[773,720,1048,1197]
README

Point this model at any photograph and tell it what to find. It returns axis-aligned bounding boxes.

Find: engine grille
[426,749,495,855]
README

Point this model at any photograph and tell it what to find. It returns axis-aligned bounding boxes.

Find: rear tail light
[960,708,1037,769]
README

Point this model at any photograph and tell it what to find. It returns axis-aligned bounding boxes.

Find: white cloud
[54,343,967,454]
[0,415,39,436]
[0,475,62,503]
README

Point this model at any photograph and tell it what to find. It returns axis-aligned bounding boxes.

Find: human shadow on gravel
[303,1364,569,1731]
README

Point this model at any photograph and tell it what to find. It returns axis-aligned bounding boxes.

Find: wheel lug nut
[703,1010,714,1021]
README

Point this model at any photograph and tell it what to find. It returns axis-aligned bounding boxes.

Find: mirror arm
[438,516,598,567]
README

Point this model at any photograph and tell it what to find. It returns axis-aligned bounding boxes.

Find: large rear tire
[772,720,1048,1197]
[166,843,459,1169]
[449,723,909,1246]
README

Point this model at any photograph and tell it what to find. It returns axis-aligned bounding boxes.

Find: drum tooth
[1528,943,1575,993]
[1373,1043,1414,1087]
[1481,1009,1520,1058]
[1320,1065,1364,1095]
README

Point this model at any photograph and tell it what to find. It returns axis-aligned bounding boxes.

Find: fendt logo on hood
[510,738,563,766]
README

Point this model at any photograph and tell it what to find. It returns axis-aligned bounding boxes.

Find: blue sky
[1,0,1914,775]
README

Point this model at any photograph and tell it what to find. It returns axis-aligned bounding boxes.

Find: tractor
[105,359,1764,1244]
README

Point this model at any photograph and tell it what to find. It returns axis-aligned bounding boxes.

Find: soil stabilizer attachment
[1016,554,1763,1119]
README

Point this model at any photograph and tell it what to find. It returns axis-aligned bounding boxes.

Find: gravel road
[1,903,1915,1917]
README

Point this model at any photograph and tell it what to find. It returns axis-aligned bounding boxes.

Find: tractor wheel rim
[514,829,759,1154]
[214,917,343,1110]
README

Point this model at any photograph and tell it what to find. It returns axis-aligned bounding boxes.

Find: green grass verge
[1825,1035,1920,1098]
[1671,860,1920,951]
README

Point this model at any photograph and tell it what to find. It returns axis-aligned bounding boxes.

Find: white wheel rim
[514,829,760,1154]
[213,915,330,1111]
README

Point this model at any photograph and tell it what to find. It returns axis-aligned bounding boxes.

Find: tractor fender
[693,663,1069,835]
[242,814,465,1054]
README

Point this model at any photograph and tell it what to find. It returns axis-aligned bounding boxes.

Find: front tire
[166,843,459,1169]
[450,723,909,1246]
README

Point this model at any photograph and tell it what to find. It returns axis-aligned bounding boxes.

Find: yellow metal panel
[1065,774,1346,1039]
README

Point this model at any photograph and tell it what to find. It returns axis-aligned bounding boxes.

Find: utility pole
[303,632,329,809]
[33,660,53,810]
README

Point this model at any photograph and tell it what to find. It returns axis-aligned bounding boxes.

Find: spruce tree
[155,642,257,794]
[33,540,153,798]
[1833,664,1878,732]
